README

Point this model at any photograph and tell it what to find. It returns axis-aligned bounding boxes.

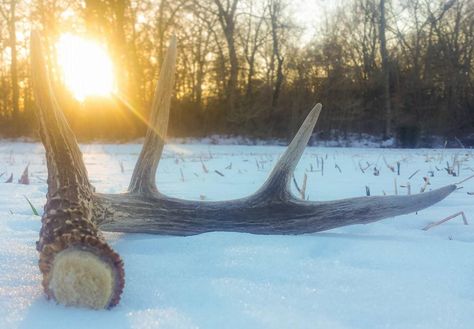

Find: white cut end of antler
[49,248,114,309]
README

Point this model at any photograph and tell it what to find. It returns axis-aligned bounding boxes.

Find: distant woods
[0,0,473,145]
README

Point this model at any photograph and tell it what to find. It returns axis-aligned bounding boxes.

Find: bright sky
[291,0,342,43]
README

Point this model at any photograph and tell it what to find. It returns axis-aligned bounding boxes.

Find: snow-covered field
[0,141,473,329]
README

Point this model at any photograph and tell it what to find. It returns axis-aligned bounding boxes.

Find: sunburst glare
[56,34,115,101]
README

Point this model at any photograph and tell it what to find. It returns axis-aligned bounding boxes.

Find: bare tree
[0,0,19,125]
[268,0,285,110]
[212,0,240,112]
[238,0,267,99]
[379,0,391,138]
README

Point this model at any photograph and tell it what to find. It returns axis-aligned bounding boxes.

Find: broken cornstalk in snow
[201,159,209,173]
[420,177,430,193]
[456,174,474,186]
[18,164,30,185]
[399,182,411,195]
[408,169,419,180]
[214,169,225,177]
[30,32,456,310]
[383,156,395,172]
[422,211,469,231]
[4,173,13,183]
[292,173,307,200]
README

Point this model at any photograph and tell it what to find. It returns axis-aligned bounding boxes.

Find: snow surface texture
[0,142,473,329]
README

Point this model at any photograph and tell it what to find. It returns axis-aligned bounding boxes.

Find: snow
[0,141,473,329]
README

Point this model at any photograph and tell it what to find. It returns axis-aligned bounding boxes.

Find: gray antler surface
[128,35,177,195]
[31,31,455,308]
[96,185,455,236]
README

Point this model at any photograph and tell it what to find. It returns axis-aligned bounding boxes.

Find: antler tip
[309,103,322,120]
[302,102,322,133]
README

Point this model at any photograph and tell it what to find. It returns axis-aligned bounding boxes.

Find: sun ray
[56,33,179,149]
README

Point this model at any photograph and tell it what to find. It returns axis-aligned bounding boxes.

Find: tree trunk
[269,0,284,111]
[227,37,238,111]
[214,0,239,113]
[272,56,284,109]
[379,0,391,138]
[8,1,19,128]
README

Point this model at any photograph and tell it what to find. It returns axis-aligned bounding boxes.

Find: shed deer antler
[31,31,455,309]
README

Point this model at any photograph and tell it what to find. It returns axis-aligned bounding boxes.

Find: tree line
[0,0,473,146]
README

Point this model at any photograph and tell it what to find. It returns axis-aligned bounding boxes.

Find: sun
[56,34,115,101]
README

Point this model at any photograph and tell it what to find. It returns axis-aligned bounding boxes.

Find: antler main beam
[96,185,455,235]
[32,31,455,309]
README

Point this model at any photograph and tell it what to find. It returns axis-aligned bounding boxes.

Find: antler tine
[129,35,177,195]
[30,31,91,195]
[32,31,124,309]
[254,103,322,200]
